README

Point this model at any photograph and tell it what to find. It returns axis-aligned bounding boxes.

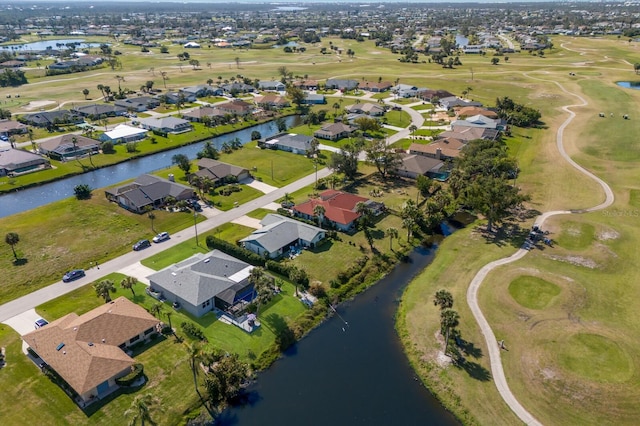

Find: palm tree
[5,232,20,260]
[97,84,105,99]
[409,124,417,138]
[94,279,116,303]
[249,267,270,314]
[433,289,454,310]
[186,342,203,398]
[440,308,460,354]
[124,393,159,426]
[82,88,89,99]
[71,136,83,168]
[313,204,326,228]
[332,102,341,117]
[386,227,398,250]
[149,302,164,318]
[145,207,156,233]
[120,276,137,297]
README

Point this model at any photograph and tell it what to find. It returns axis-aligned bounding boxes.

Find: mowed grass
[508,276,561,310]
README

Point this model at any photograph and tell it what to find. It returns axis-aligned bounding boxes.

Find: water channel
[218,245,460,426]
[0,116,302,218]
[0,39,102,51]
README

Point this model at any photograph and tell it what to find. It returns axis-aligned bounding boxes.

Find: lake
[616,81,640,90]
[217,245,460,426]
[0,39,103,51]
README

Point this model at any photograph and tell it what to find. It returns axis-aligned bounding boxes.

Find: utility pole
[194,210,199,246]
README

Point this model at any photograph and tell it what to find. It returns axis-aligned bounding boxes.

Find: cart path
[466,75,613,426]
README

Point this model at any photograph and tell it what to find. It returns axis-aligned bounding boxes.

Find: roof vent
[73,327,77,331]
[102,338,106,343]
[88,342,94,346]
[56,343,65,351]
[204,258,210,263]
[63,351,66,355]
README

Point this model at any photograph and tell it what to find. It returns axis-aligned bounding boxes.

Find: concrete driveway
[242,178,278,194]
[3,308,42,336]
[232,215,262,229]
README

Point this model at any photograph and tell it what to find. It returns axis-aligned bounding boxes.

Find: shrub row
[116,363,144,387]
[181,321,205,341]
[206,236,266,266]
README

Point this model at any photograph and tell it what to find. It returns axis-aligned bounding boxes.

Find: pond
[0,39,103,51]
[616,81,640,90]
[217,245,460,426]
[455,35,469,47]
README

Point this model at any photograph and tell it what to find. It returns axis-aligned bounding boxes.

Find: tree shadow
[12,258,28,266]
[455,360,491,382]
[458,338,483,359]
[263,313,297,353]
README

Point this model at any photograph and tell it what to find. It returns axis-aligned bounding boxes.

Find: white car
[152,232,170,243]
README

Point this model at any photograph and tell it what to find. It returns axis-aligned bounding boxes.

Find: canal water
[217,246,460,426]
[0,116,301,218]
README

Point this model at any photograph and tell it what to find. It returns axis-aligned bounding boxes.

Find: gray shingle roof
[240,214,324,253]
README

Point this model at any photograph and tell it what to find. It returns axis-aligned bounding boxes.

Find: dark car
[62,269,85,282]
[133,239,151,251]
[190,200,202,212]
[34,318,49,329]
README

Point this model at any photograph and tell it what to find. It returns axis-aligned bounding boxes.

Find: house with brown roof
[182,106,227,123]
[0,145,51,177]
[293,190,384,232]
[22,297,160,404]
[0,119,28,137]
[455,106,498,119]
[437,127,499,142]
[191,158,251,187]
[293,79,318,90]
[254,94,290,109]
[38,134,101,161]
[360,81,392,93]
[215,99,254,116]
[395,153,447,180]
[313,122,358,141]
[408,138,466,160]
[345,103,386,117]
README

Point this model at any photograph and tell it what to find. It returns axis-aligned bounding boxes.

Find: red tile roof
[293,190,368,226]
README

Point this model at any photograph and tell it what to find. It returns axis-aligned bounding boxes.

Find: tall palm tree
[5,232,20,260]
[313,204,326,228]
[185,342,203,398]
[120,275,137,297]
[440,308,460,354]
[145,207,156,233]
[71,136,83,168]
[94,279,116,303]
[433,289,454,310]
[149,302,164,318]
[249,267,270,314]
[124,393,159,426]
[386,227,398,250]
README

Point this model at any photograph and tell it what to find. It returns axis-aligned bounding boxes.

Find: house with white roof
[99,124,148,144]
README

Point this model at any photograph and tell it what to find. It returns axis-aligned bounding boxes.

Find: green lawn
[246,208,275,220]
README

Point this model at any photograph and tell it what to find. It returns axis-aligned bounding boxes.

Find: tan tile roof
[23,297,159,395]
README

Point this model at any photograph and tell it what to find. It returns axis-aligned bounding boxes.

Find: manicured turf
[555,221,595,250]
[508,276,561,310]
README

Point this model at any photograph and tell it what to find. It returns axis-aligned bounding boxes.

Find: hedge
[115,363,144,386]
[205,236,266,266]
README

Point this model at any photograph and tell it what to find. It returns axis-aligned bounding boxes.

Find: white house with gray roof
[147,250,255,318]
[139,117,192,134]
[240,214,325,259]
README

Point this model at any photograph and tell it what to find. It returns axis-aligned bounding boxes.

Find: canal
[0,116,302,218]
[218,245,459,426]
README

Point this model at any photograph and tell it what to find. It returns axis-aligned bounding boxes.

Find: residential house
[20,110,83,128]
[345,103,386,116]
[180,85,222,98]
[455,106,498,119]
[260,133,314,155]
[462,45,484,54]
[162,91,197,104]
[417,89,455,102]
[216,99,254,117]
[313,122,358,141]
[182,106,227,123]
[437,127,499,142]
[409,138,466,161]
[22,297,160,404]
[71,104,127,119]
[302,93,326,105]
[39,134,101,161]
[450,114,507,131]
[147,250,255,318]
[0,145,50,176]
[100,124,148,144]
[240,213,326,259]
[293,79,318,90]
[439,96,483,110]
[257,80,286,92]
[395,153,447,180]
[139,117,192,134]
[0,119,28,137]
[392,84,419,98]
[115,97,160,113]
[360,81,392,93]
[325,78,359,91]
[220,82,255,94]
[191,158,251,186]
[293,190,384,232]
[105,174,196,213]
[254,94,290,109]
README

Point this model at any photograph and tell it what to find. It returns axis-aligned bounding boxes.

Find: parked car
[62,269,85,282]
[152,232,170,243]
[34,318,49,329]
[190,200,202,212]
[133,239,151,251]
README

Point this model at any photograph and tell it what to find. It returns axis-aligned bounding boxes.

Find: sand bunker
[22,100,56,111]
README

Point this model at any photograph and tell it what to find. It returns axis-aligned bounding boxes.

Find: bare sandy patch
[22,100,56,111]
[547,254,598,269]
[597,229,620,241]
